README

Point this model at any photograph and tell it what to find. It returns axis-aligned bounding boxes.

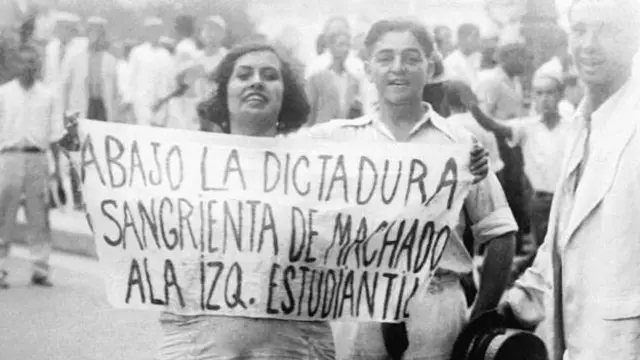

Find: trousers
[0,152,51,276]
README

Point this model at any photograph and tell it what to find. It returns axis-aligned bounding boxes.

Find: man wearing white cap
[124,17,173,127]
[472,71,573,250]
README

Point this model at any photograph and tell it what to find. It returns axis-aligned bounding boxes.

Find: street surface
[0,246,161,360]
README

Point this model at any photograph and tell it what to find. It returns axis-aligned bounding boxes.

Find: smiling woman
[157,42,334,360]
[198,42,309,136]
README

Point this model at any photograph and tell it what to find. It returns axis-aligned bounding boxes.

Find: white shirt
[508,115,573,193]
[0,80,64,150]
[448,112,504,173]
[444,49,481,89]
[127,42,174,126]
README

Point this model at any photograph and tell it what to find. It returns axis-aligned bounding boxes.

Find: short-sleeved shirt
[476,67,525,121]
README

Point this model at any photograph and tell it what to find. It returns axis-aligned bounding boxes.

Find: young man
[306,19,517,360]
[0,45,65,289]
[502,1,640,359]
[472,72,572,248]
[444,23,482,90]
[306,31,362,126]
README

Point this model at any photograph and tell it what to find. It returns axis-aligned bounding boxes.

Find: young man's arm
[464,172,518,319]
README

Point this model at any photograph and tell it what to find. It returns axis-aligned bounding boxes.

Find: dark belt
[1,146,45,154]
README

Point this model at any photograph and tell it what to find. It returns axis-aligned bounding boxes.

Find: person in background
[444,23,482,90]
[44,12,86,211]
[306,16,364,80]
[306,31,362,126]
[533,30,577,118]
[444,80,504,175]
[124,17,174,127]
[502,1,640,359]
[0,45,64,289]
[157,42,335,360]
[433,25,454,58]
[306,18,514,360]
[115,39,136,123]
[174,14,199,65]
[475,43,532,255]
[479,36,499,70]
[62,16,119,123]
[472,71,572,253]
[167,15,204,131]
[44,12,82,118]
[195,15,228,132]
[199,16,228,75]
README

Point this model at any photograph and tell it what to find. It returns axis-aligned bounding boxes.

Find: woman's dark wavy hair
[197,42,310,134]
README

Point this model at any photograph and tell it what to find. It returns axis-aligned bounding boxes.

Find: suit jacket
[62,49,119,121]
[507,77,640,360]
[305,69,360,127]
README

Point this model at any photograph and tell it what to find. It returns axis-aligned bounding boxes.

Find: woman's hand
[470,141,490,184]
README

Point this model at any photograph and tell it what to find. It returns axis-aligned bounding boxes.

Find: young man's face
[533,76,562,115]
[569,0,640,86]
[366,31,431,105]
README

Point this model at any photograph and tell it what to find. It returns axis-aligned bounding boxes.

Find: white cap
[207,16,227,31]
[144,17,163,27]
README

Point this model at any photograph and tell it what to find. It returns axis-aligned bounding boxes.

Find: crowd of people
[1,0,640,359]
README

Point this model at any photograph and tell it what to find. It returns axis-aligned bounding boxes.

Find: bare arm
[470,105,514,139]
[471,233,515,319]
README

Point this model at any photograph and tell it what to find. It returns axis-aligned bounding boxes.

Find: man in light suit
[62,17,119,122]
[501,1,640,359]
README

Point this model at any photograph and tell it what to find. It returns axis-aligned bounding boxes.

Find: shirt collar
[369,102,456,141]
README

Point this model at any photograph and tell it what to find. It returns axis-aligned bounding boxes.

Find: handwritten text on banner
[79,120,473,323]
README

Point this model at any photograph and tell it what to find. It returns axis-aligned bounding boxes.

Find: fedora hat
[451,310,548,360]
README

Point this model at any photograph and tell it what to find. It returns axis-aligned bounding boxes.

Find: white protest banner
[79,120,473,323]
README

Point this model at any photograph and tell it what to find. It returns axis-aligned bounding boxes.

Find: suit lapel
[562,81,640,246]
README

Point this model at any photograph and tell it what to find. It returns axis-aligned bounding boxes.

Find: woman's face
[226,51,284,131]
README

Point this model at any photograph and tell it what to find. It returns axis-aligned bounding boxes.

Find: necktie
[573,119,592,193]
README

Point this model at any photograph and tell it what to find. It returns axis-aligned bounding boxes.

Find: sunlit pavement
[0,246,161,360]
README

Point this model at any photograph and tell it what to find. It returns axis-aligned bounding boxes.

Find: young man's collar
[370,102,456,140]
